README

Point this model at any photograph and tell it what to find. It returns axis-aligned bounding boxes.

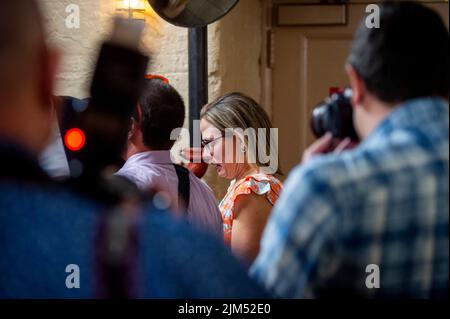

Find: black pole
[188,26,208,147]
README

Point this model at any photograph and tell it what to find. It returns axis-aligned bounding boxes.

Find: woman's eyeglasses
[201,136,223,150]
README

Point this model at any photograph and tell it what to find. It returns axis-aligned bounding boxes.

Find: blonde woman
[200,93,283,264]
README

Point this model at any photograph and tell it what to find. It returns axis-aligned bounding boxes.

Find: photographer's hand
[302,132,333,164]
[334,137,358,154]
[302,133,358,164]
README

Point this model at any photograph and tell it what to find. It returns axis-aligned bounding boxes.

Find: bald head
[0,0,46,100]
[0,0,59,154]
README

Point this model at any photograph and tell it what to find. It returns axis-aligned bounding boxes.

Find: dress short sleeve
[232,174,282,206]
[219,174,283,246]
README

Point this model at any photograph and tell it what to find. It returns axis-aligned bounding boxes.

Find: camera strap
[173,164,190,213]
[94,175,147,299]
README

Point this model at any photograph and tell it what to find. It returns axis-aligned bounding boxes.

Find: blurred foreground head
[0,0,59,154]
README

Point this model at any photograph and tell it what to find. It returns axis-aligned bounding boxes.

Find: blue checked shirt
[251,97,449,298]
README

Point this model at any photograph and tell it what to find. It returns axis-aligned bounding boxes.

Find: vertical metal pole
[188,26,208,147]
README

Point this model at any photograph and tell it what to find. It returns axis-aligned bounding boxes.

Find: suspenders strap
[173,164,190,212]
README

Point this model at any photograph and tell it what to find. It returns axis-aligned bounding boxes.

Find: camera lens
[311,89,359,140]
[311,102,330,138]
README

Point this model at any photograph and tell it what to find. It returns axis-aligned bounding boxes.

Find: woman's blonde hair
[201,92,281,176]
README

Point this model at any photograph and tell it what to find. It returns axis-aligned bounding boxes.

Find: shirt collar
[362,97,448,147]
[125,150,174,166]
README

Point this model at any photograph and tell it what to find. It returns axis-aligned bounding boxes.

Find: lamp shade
[147,0,239,27]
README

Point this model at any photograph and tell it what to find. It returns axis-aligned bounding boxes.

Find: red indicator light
[65,128,86,151]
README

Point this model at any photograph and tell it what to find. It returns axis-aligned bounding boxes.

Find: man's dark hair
[348,1,449,103]
[133,79,185,150]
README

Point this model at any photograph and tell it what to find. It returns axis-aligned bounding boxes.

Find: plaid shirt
[251,97,449,298]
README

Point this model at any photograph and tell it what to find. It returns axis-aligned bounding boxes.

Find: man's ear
[128,118,138,140]
[346,64,366,109]
[40,46,60,110]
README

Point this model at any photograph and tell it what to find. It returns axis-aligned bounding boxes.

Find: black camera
[58,18,149,205]
[62,18,149,178]
[311,88,359,140]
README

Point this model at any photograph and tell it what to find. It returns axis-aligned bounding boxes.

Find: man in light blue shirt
[251,2,449,298]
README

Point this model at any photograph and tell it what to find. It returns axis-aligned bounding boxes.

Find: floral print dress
[219,173,283,246]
